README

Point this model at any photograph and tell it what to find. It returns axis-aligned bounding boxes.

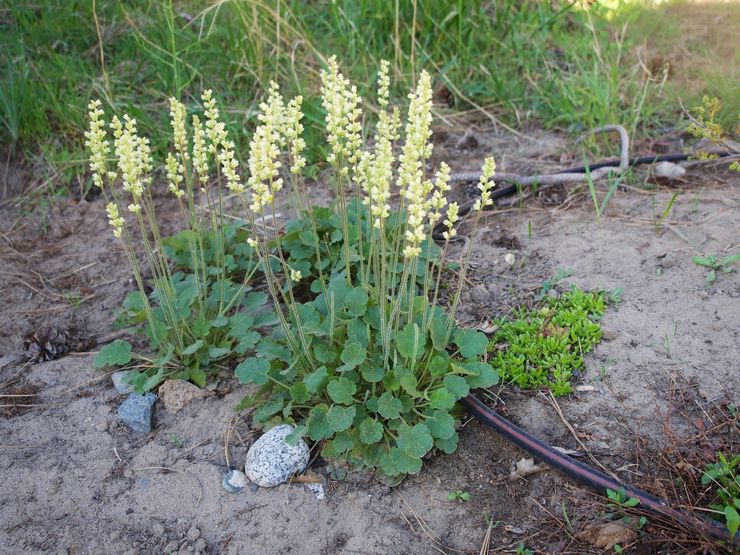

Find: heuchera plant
[87,57,499,480]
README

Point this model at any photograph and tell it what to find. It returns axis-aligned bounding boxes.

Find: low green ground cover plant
[488,286,607,396]
[702,452,740,540]
[692,253,740,284]
[87,58,498,480]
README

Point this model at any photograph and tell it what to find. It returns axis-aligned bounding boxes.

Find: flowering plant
[230,58,499,480]
[85,95,271,390]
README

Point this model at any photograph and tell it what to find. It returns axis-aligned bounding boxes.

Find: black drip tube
[463,380,736,545]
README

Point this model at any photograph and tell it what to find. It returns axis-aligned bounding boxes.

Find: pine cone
[23,325,73,363]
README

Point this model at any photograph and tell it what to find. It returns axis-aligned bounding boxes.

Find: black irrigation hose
[557,151,733,175]
[432,149,735,241]
[462,395,737,545]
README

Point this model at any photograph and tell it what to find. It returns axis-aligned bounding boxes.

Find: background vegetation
[1,0,737,199]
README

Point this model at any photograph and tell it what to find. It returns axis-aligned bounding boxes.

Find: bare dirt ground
[0,125,738,554]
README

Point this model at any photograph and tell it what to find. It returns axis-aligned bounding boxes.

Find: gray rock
[158,379,212,413]
[112,371,137,394]
[118,393,156,433]
[186,527,201,541]
[222,469,248,493]
[244,424,309,487]
[164,540,180,554]
[194,538,207,552]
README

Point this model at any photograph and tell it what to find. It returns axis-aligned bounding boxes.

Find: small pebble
[306,482,325,500]
[111,370,137,394]
[152,522,166,536]
[222,469,248,493]
[164,540,180,553]
[118,392,157,433]
[187,527,201,541]
[194,539,207,552]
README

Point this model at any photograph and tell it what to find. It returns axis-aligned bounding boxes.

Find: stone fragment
[112,370,137,394]
[118,393,156,433]
[222,469,249,493]
[158,380,212,413]
[244,424,310,487]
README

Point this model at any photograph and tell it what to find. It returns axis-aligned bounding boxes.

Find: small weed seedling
[607,487,640,510]
[448,491,470,503]
[692,253,740,284]
[701,452,740,539]
[652,191,680,234]
[168,433,185,448]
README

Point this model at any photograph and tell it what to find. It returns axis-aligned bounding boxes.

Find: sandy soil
[0,125,738,554]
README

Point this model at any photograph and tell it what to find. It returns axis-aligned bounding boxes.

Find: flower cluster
[361,63,402,229]
[320,56,363,174]
[473,157,496,212]
[428,162,451,224]
[442,202,459,241]
[246,82,285,213]
[191,115,209,183]
[106,202,125,238]
[165,152,185,198]
[110,114,152,213]
[169,97,189,159]
[398,71,434,259]
[84,100,111,189]
[283,96,306,175]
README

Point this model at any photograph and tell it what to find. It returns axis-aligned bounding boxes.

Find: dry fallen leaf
[508,458,546,480]
[578,520,636,550]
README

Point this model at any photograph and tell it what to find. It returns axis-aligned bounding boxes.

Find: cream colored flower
[247,237,258,248]
[283,95,306,175]
[473,157,496,212]
[442,202,459,241]
[191,115,208,182]
[84,99,110,189]
[105,202,124,238]
[320,56,363,170]
[165,152,185,198]
[169,97,188,159]
[289,269,302,283]
[111,114,152,213]
[246,83,285,213]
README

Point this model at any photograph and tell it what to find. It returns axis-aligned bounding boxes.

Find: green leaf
[377,392,403,419]
[462,362,500,388]
[189,367,207,388]
[307,406,332,441]
[289,382,310,403]
[426,410,456,439]
[208,346,231,359]
[304,365,328,393]
[396,323,424,361]
[443,375,470,399]
[726,506,740,539]
[343,286,368,317]
[326,405,356,432]
[428,387,456,410]
[234,357,270,385]
[429,315,449,351]
[243,291,268,310]
[285,424,306,445]
[397,423,433,459]
[193,318,211,337]
[360,365,384,383]
[182,339,204,356]
[93,340,133,368]
[390,447,423,474]
[340,341,366,369]
[434,432,459,454]
[235,331,261,354]
[326,377,357,405]
[359,418,384,444]
[314,341,337,364]
[142,367,165,391]
[454,329,488,358]
[428,354,449,377]
[399,374,421,397]
[253,398,284,423]
[347,318,369,347]
[229,312,256,336]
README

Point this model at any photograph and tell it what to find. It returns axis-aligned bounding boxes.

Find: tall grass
[0,1,703,195]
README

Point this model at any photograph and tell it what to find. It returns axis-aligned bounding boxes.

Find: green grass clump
[489,286,607,396]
